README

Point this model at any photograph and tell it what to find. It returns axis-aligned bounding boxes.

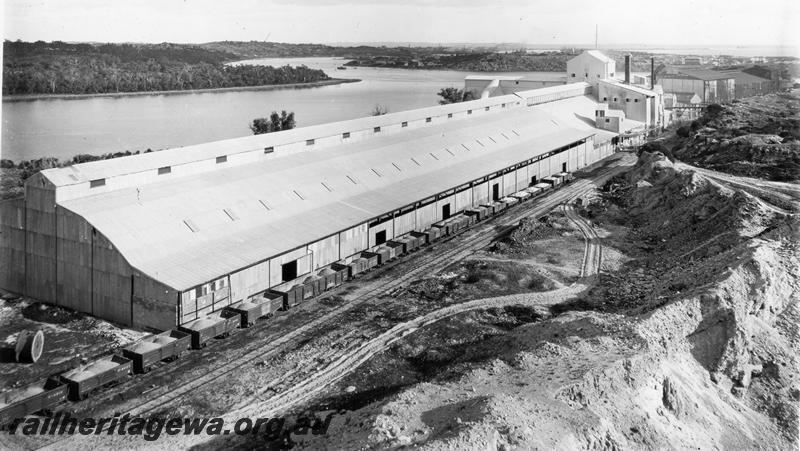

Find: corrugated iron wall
[0,198,26,293]
[24,177,57,303]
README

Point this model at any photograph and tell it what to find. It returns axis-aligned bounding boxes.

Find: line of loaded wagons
[0,172,574,427]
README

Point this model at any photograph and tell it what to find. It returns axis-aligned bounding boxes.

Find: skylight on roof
[183,219,199,233]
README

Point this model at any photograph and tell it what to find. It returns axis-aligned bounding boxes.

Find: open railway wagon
[541,176,561,187]
[302,274,325,300]
[178,311,238,350]
[409,230,429,246]
[389,235,420,254]
[532,182,552,194]
[481,201,506,215]
[226,293,284,328]
[372,246,394,265]
[500,196,519,208]
[268,282,305,309]
[510,190,532,202]
[60,355,132,401]
[385,240,406,258]
[465,205,491,222]
[359,251,381,269]
[422,227,442,244]
[524,185,543,198]
[122,330,191,374]
[0,378,68,427]
[319,265,348,290]
[431,220,451,237]
[555,171,574,183]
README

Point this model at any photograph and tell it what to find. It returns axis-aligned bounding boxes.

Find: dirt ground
[282,149,798,450]
[666,91,800,182]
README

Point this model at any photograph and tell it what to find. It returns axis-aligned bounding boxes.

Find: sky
[2,0,799,51]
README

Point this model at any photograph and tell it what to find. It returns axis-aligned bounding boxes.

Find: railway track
[231,183,609,421]
[30,153,634,450]
[562,204,602,277]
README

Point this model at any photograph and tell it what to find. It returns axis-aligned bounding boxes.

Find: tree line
[3,41,331,96]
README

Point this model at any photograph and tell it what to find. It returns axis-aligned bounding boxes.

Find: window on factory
[426,117,432,123]
[158,166,171,175]
[571,73,576,78]
[605,118,610,123]
[447,113,453,118]
[584,73,588,77]
[90,178,105,188]
[626,98,630,102]
[216,155,227,163]
[342,132,350,139]
[501,103,506,108]
[374,126,381,133]
[610,73,615,77]
[515,81,519,85]
[401,122,408,127]
[281,260,298,282]
[467,109,472,115]
[306,139,315,146]
[613,97,618,102]
[634,99,639,103]
[485,106,490,111]
[603,97,607,101]
[264,146,274,154]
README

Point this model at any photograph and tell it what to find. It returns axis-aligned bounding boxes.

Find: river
[1,57,563,162]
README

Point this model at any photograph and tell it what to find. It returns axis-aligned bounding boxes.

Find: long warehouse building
[0,82,618,330]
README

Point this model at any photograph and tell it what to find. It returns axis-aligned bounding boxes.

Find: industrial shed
[0,83,615,330]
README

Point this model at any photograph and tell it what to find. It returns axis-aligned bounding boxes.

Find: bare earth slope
[670,91,800,182]
[293,152,799,450]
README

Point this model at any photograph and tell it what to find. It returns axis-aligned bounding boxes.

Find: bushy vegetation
[437,87,476,104]
[3,40,331,95]
[250,111,296,135]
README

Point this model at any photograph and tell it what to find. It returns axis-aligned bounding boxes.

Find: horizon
[4,0,798,55]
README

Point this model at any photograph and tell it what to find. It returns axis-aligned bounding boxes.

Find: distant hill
[2,40,331,96]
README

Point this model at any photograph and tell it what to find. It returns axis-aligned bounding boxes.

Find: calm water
[1,57,561,162]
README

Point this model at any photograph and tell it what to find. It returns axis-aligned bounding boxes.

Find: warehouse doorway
[281,260,298,282]
[375,230,387,246]
[441,203,451,220]
[492,183,500,201]
[530,176,537,186]
[562,162,568,172]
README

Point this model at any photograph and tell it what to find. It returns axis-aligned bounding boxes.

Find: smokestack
[651,57,655,89]
[624,55,631,84]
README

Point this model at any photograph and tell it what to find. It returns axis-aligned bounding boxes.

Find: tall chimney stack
[624,55,631,84]
[651,57,655,89]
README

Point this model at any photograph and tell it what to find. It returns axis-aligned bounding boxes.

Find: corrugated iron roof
[599,79,658,97]
[41,93,523,188]
[59,106,593,290]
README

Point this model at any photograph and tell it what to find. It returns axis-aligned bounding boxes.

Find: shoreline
[1,78,361,102]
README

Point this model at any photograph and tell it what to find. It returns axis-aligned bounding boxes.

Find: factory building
[1,82,623,330]
[658,69,736,103]
[566,50,616,88]
[714,69,776,98]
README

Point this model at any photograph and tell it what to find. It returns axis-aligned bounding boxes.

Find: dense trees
[370,104,389,116]
[250,111,296,134]
[2,41,331,96]
[437,87,477,104]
